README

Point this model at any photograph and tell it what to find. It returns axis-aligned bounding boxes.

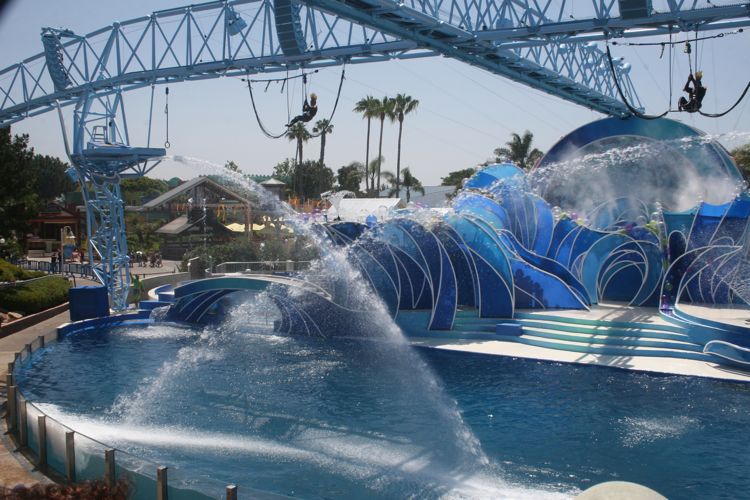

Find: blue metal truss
[0,0,748,310]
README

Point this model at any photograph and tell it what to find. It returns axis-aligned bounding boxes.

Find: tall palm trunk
[377,115,385,193]
[297,139,303,199]
[364,118,371,193]
[319,132,326,166]
[396,116,403,198]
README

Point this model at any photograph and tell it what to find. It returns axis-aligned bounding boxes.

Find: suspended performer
[287,93,318,127]
[678,71,706,113]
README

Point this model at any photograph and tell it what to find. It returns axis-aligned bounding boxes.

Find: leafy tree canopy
[120,177,170,205]
[731,143,750,181]
[337,162,364,194]
[383,167,425,202]
[494,130,544,170]
[274,159,334,200]
[441,167,477,189]
[0,127,73,238]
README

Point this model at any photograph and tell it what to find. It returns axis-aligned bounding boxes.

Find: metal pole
[7,386,17,435]
[157,466,168,500]
[18,400,28,447]
[226,484,238,500]
[104,449,115,486]
[65,431,76,483]
[37,415,47,467]
[24,343,32,358]
[37,335,45,348]
[5,373,13,390]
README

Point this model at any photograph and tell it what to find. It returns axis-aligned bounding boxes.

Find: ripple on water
[619,415,701,448]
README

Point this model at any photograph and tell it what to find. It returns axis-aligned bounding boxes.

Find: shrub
[0,259,45,282]
[0,276,70,315]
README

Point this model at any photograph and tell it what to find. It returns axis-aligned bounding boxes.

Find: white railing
[214,260,312,274]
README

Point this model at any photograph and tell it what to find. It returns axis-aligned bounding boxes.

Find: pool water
[16,321,750,499]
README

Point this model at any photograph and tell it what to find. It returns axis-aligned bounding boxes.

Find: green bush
[0,276,70,315]
[0,259,46,282]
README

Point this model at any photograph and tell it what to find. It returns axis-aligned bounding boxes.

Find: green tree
[375,96,394,193]
[296,160,335,200]
[312,119,334,166]
[337,162,364,193]
[272,158,295,188]
[731,143,750,181]
[353,96,379,193]
[120,177,169,205]
[389,94,420,198]
[441,168,476,189]
[494,130,544,170]
[383,168,425,203]
[286,123,311,197]
[125,213,163,253]
[29,154,75,201]
[0,127,37,239]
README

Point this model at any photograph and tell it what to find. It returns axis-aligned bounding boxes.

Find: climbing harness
[244,63,346,139]
[164,86,171,149]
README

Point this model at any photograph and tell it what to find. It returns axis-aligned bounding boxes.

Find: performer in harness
[678,71,706,113]
[287,93,318,127]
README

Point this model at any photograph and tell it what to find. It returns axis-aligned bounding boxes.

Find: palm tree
[312,118,334,166]
[493,130,544,170]
[286,122,310,197]
[375,96,394,194]
[368,156,384,194]
[383,168,425,203]
[389,94,420,198]
[353,96,379,193]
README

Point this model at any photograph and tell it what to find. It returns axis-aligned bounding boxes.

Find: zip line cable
[608,39,750,120]
[244,64,346,140]
[611,28,743,47]
[309,64,346,138]
[246,78,288,139]
[685,31,750,118]
[605,44,669,119]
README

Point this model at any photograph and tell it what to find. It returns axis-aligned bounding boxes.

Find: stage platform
[408,303,750,383]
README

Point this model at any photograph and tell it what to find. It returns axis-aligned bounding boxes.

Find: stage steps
[449,310,717,362]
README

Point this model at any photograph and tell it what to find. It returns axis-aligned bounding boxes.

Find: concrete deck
[415,302,750,382]
[520,302,674,326]
[410,336,750,382]
[679,303,750,329]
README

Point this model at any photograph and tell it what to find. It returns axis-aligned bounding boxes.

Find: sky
[1,0,749,186]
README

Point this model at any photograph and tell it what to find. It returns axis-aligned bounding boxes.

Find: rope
[244,65,345,140]
[309,64,346,138]
[246,77,288,139]
[698,81,750,118]
[164,87,171,149]
[605,44,669,120]
[682,31,750,118]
